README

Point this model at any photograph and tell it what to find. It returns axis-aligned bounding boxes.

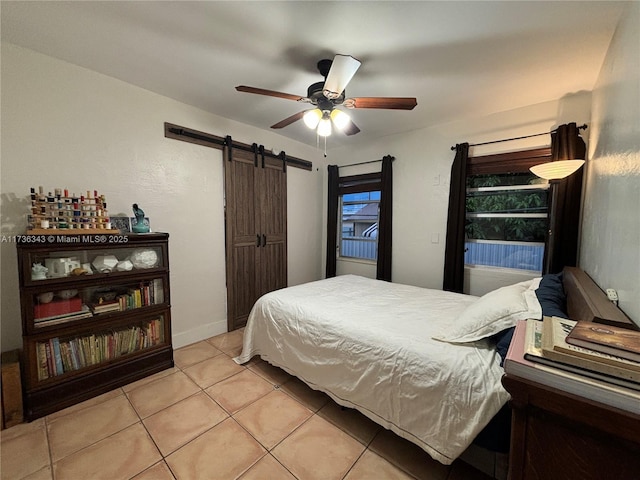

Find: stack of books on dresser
[505,317,640,413]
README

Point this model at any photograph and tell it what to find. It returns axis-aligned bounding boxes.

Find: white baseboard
[171,318,228,349]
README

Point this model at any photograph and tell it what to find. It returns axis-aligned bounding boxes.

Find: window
[464,148,552,275]
[327,156,393,281]
[340,191,380,260]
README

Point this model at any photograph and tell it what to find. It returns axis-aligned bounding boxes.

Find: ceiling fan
[236,54,417,137]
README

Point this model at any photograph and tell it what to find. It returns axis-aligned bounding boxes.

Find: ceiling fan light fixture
[317,115,332,137]
[303,108,322,129]
[330,109,351,130]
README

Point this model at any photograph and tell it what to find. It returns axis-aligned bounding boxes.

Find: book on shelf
[523,319,640,390]
[34,305,93,326]
[504,320,640,413]
[566,320,640,363]
[51,338,64,376]
[37,343,48,380]
[88,300,121,314]
[152,278,164,304]
[34,297,82,319]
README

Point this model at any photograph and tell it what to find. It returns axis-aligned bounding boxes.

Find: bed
[234,267,634,466]
[235,272,543,464]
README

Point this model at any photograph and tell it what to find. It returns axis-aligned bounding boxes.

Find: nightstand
[502,374,640,480]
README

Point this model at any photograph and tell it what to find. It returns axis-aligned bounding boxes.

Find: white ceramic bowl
[57,289,78,299]
[37,292,54,304]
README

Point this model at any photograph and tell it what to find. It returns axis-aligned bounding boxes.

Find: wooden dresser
[503,267,640,480]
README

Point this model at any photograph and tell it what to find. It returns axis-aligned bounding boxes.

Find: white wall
[327,4,638,311]
[327,93,592,295]
[3,2,637,356]
[0,43,326,351]
[581,1,640,324]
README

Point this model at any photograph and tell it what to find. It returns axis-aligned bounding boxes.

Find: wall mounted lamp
[530,159,585,182]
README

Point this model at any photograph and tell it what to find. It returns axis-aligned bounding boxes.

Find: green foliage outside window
[465,173,549,242]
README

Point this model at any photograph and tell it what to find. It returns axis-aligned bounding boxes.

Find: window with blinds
[465,172,549,273]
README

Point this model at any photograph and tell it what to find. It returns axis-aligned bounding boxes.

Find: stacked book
[88,300,120,314]
[34,304,93,327]
[505,317,640,413]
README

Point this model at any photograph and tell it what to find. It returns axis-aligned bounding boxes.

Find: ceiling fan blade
[345,97,418,110]
[343,120,361,136]
[270,110,307,129]
[323,55,361,99]
[236,85,304,102]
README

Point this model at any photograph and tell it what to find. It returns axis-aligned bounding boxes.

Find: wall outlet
[606,288,619,302]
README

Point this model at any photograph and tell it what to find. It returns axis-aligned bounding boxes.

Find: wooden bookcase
[17,233,173,420]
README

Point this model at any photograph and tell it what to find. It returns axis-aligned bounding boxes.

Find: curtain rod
[339,155,395,168]
[450,124,587,150]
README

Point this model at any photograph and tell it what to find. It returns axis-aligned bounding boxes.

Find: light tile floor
[1,329,493,480]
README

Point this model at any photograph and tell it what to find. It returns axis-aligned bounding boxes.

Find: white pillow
[433,279,541,343]
[528,276,542,291]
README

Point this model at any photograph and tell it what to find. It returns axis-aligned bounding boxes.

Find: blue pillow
[535,272,569,319]
[493,327,514,367]
[494,273,569,366]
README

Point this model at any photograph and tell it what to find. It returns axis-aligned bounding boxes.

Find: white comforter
[234,275,510,464]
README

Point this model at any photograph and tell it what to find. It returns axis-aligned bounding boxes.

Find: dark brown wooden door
[224,147,287,331]
[257,157,287,298]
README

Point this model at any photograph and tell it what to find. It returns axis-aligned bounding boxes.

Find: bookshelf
[17,233,173,420]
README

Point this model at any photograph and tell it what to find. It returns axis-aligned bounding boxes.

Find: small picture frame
[130,216,150,230]
[110,216,131,233]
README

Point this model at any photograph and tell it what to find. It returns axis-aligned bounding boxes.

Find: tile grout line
[242,411,315,479]
[14,329,476,480]
[44,415,55,480]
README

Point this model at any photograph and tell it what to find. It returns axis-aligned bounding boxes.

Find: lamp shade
[317,116,332,137]
[530,159,585,180]
[303,109,322,129]
[330,109,351,130]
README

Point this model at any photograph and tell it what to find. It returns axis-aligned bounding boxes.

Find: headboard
[563,266,638,330]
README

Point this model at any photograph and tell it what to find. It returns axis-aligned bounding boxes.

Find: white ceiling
[1,1,626,149]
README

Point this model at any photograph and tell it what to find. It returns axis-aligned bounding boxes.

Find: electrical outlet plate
[606,288,619,301]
